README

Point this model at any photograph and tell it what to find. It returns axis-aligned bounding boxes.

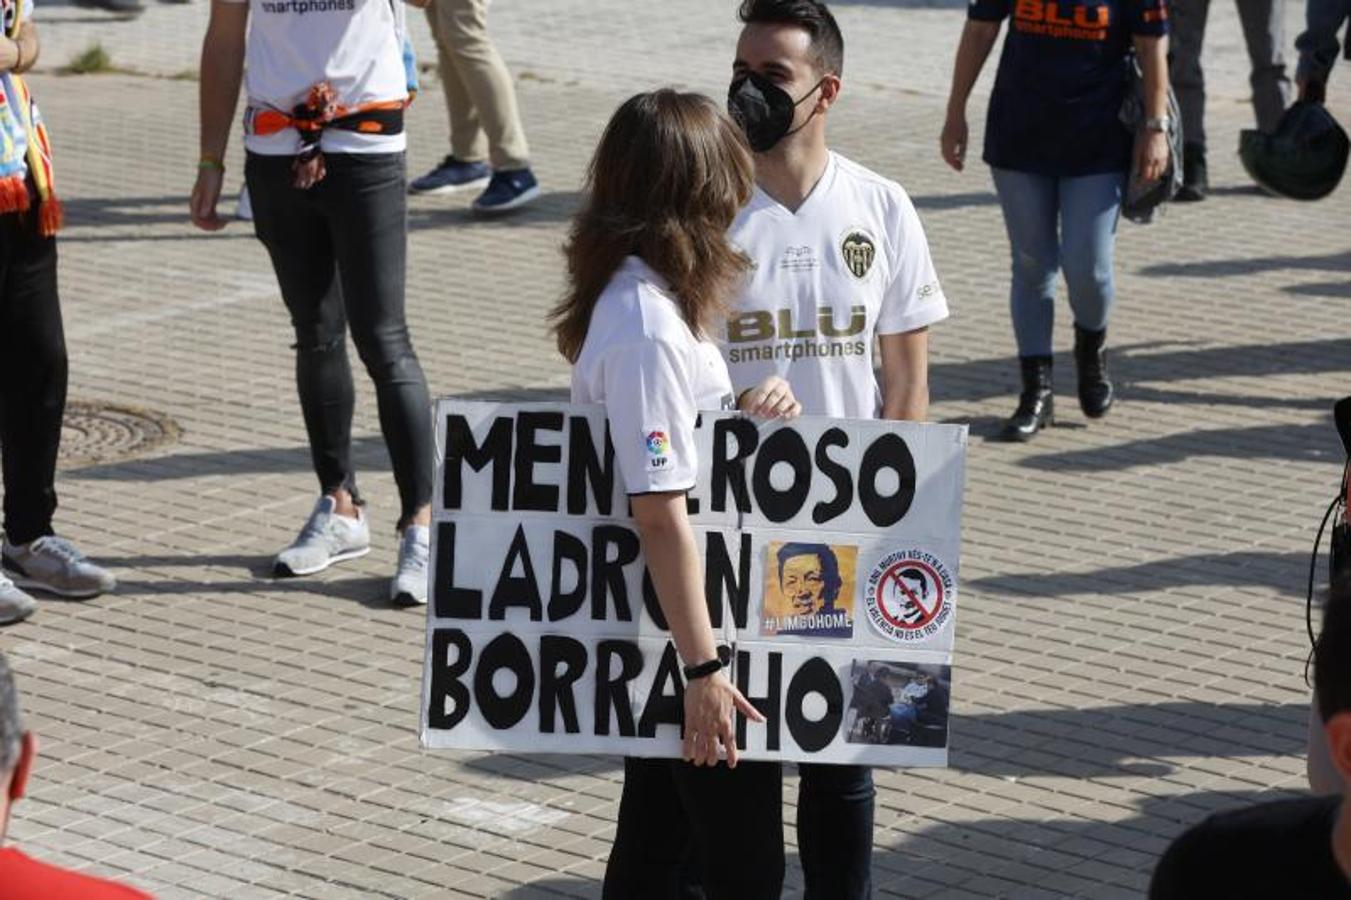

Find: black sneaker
[1176,144,1208,202]
[472,168,541,214]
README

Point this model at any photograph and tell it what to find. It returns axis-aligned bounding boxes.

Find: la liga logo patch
[864,549,954,643]
[645,430,671,469]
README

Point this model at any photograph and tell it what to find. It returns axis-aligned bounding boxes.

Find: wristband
[682,657,724,681]
[198,156,226,172]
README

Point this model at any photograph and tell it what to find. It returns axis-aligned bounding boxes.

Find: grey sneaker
[274,496,370,577]
[390,525,429,606]
[0,573,36,625]
[1,535,116,599]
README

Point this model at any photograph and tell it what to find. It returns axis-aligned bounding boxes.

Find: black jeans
[797,763,875,900]
[246,152,433,523]
[603,757,784,900]
[0,207,65,546]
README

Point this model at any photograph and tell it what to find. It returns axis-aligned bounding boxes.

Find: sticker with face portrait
[760,541,859,638]
[863,549,955,644]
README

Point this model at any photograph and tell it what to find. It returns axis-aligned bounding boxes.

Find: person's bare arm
[941,20,1001,171]
[1132,34,1170,182]
[0,22,39,74]
[632,492,764,768]
[191,0,248,231]
[879,329,931,421]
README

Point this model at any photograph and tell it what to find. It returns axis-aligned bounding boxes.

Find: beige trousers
[425,0,530,170]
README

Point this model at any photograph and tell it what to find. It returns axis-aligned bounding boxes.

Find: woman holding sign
[551,89,800,900]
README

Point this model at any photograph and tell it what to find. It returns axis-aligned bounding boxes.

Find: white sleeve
[601,338,699,495]
[876,191,951,336]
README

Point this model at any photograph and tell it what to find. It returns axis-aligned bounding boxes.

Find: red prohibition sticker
[864,549,955,643]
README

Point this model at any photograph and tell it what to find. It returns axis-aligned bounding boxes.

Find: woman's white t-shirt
[225,0,408,155]
[571,257,735,495]
[726,152,950,419]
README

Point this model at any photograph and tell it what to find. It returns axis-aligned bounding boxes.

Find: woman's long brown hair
[550,90,756,362]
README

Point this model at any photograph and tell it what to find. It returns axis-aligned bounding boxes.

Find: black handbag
[1118,57,1184,224]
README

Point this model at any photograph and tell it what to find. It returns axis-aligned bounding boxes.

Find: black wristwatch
[682,657,724,681]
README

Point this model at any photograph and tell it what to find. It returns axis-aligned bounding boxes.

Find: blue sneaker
[472,168,541,214]
[409,156,492,195]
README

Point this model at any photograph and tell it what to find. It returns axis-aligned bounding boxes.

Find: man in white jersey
[724,2,949,897]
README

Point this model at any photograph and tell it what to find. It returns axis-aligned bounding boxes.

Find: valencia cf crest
[841,229,876,279]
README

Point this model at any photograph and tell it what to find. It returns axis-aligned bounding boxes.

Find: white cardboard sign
[421,401,967,766]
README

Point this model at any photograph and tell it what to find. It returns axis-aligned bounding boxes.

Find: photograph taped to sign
[422,400,966,766]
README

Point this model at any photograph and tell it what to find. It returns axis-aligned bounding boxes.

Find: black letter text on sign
[423,401,966,767]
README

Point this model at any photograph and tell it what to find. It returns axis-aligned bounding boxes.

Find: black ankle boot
[1074,324,1113,418]
[1000,355,1054,442]
[1177,143,1208,202]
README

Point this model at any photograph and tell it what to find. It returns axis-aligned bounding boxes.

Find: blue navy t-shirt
[970,0,1169,176]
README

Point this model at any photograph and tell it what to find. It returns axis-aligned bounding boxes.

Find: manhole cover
[58,401,181,470]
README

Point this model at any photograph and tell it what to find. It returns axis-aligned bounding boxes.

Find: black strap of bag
[1305,398,1351,678]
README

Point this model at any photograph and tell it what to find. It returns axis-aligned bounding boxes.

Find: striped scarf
[0,0,60,235]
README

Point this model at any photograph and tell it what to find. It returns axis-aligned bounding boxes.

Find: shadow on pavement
[866,788,1289,898]
[931,337,1351,406]
[911,190,998,211]
[408,189,582,230]
[950,701,1307,778]
[1285,280,1351,299]
[1018,420,1340,471]
[1138,249,1351,280]
[968,549,1309,599]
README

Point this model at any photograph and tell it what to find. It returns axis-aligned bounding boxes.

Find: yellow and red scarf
[0,0,60,235]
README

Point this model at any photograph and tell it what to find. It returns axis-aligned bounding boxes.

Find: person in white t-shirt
[553,89,800,900]
[191,0,437,605]
[724,2,950,897]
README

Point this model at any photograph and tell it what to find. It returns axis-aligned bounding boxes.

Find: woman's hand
[1135,130,1169,184]
[683,671,766,768]
[737,376,802,419]
[190,168,228,231]
[940,109,969,172]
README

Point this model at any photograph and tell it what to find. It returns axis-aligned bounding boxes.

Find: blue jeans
[990,168,1126,358]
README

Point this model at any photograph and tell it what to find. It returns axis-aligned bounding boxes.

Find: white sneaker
[236,184,253,221]
[0,572,36,625]
[274,496,370,577]
[390,524,429,605]
[2,535,116,599]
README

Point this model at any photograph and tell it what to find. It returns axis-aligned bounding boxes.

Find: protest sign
[421,401,966,766]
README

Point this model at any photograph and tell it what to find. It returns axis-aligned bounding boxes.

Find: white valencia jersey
[572,257,735,495]
[726,152,949,418]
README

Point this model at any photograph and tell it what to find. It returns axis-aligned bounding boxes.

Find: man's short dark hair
[898,567,930,598]
[0,652,21,774]
[738,0,845,76]
[1315,593,1351,722]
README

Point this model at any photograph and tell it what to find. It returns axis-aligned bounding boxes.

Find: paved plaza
[3,0,1350,896]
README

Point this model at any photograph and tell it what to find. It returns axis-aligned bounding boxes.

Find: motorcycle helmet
[1239,101,1349,200]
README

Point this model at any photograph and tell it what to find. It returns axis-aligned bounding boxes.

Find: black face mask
[727,71,824,153]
